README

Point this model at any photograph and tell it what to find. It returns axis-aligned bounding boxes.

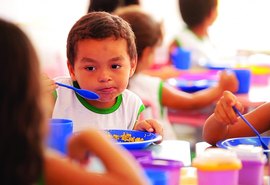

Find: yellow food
[107,132,144,142]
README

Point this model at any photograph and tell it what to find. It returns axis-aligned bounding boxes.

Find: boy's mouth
[98,87,117,93]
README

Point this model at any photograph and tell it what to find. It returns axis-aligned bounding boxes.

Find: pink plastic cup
[193,148,242,185]
[197,170,239,185]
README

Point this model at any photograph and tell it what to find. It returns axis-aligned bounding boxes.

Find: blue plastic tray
[106,129,162,150]
[216,136,270,151]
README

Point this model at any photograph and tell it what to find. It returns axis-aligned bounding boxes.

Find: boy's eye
[111,64,121,69]
[85,66,96,71]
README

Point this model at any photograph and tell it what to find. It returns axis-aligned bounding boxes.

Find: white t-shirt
[53,76,145,132]
[128,73,177,140]
[174,28,236,68]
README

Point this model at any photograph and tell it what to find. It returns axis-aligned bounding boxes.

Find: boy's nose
[98,71,112,82]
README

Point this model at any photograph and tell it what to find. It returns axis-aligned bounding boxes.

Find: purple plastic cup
[238,160,265,185]
[129,150,152,160]
[144,169,168,185]
[228,145,267,185]
[138,157,183,185]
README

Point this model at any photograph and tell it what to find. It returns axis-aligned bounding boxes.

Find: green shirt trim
[138,104,145,119]
[158,81,164,117]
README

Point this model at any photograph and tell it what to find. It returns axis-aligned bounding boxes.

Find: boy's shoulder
[122,89,142,102]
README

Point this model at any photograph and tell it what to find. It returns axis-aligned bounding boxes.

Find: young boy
[115,6,238,139]
[50,12,163,136]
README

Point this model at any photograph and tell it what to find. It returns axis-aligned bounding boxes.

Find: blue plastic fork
[232,106,269,153]
[56,82,99,100]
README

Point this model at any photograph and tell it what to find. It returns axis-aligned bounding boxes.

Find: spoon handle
[55,82,74,90]
[232,106,261,136]
[233,106,269,153]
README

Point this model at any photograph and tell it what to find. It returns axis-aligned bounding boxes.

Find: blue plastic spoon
[232,106,269,152]
[56,82,99,100]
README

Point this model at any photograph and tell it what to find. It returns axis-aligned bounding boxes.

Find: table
[87,140,192,172]
[147,140,191,166]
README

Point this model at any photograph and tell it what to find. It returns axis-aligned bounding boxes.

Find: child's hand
[67,133,90,166]
[217,70,239,93]
[41,73,57,94]
[133,119,163,143]
[214,91,244,125]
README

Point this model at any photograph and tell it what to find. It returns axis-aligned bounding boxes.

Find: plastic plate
[216,136,270,152]
[105,129,162,150]
[168,78,217,93]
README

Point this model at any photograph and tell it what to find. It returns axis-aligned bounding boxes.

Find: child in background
[51,12,163,136]
[115,6,238,139]
[0,18,148,185]
[170,0,235,68]
[203,90,270,145]
[87,0,140,13]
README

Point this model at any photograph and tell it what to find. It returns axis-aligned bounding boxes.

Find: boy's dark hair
[116,6,162,60]
[179,0,218,29]
[67,11,137,66]
[0,18,43,185]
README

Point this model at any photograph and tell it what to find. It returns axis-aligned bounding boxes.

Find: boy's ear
[129,58,137,77]
[67,61,76,81]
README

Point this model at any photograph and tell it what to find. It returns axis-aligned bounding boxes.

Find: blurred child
[88,0,140,13]
[203,90,270,145]
[115,6,238,139]
[50,12,163,136]
[0,18,148,185]
[170,0,235,68]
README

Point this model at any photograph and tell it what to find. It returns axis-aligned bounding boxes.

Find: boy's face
[68,37,136,108]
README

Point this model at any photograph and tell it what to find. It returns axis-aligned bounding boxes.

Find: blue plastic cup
[171,47,191,70]
[47,118,73,154]
[233,68,251,94]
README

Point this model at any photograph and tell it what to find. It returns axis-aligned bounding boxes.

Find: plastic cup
[129,150,153,160]
[233,68,251,94]
[138,157,183,185]
[144,169,168,185]
[47,118,73,154]
[170,47,191,70]
[192,148,242,185]
[228,145,266,185]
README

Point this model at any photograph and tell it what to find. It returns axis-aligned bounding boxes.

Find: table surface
[147,140,191,166]
[87,140,192,172]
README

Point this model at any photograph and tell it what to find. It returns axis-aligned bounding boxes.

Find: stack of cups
[192,148,242,185]
[138,157,183,185]
[228,145,266,185]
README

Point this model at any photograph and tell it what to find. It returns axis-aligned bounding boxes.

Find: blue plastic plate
[216,136,270,151]
[168,78,217,93]
[105,129,162,150]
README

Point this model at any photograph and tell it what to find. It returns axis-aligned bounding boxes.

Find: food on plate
[107,132,144,142]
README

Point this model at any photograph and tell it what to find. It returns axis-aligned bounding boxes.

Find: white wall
[0,0,269,76]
